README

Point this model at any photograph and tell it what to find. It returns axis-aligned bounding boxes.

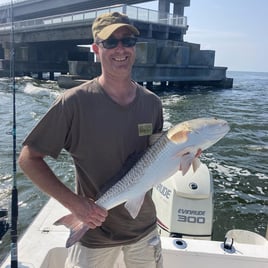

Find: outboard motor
[152,162,213,240]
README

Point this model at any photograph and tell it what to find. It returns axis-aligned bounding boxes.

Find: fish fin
[192,158,201,172]
[54,213,78,228]
[54,214,89,248]
[124,194,145,219]
[149,132,165,146]
[179,152,195,175]
[65,223,89,248]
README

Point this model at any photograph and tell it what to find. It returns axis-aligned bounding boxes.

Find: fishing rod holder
[0,209,9,242]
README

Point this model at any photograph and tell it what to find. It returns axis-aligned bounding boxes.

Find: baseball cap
[92,12,140,40]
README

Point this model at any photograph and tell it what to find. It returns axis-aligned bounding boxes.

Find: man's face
[94,27,136,79]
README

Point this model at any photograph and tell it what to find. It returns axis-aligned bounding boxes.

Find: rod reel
[0,208,9,242]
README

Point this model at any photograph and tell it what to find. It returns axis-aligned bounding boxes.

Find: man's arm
[18,145,107,228]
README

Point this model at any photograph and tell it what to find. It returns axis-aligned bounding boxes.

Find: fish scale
[96,134,171,209]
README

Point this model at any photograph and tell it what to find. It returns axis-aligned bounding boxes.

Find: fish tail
[54,213,77,228]
[54,214,89,248]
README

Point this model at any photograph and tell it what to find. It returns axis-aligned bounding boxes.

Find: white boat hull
[1,198,268,268]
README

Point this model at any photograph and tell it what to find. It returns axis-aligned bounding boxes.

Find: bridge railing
[0,4,187,32]
[0,0,29,7]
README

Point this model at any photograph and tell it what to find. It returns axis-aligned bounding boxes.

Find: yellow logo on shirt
[138,123,153,136]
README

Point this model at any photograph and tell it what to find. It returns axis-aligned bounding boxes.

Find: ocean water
[0,71,267,262]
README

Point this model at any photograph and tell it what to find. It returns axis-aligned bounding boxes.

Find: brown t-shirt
[23,78,163,248]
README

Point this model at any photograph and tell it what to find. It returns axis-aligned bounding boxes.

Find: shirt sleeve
[22,95,72,159]
[154,96,164,134]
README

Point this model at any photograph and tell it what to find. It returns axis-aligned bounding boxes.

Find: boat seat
[225,229,268,245]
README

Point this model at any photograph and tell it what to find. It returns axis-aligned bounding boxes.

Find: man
[19,12,163,267]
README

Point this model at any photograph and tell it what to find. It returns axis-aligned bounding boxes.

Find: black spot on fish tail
[96,151,145,198]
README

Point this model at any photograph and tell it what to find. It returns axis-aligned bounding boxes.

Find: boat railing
[0,4,187,32]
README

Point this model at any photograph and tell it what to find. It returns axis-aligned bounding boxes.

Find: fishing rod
[0,1,18,267]
[10,0,18,267]
[0,0,18,261]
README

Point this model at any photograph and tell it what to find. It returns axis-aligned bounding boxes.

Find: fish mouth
[214,123,230,136]
[206,126,230,141]
[203,119,230,137]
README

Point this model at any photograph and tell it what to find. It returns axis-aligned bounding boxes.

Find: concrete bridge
[0,0,189,22]
[0,0,233,88]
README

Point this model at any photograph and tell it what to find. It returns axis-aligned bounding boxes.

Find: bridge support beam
[158,0,190,16]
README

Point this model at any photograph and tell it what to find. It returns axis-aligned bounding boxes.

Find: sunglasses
[97,37,137,49]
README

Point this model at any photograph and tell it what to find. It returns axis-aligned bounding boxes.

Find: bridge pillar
[38,72,43,80]
[158,0,190,15]
[1,42,11,60]
[173,0,190,16]
[4,48,10,60]
[158,0,170,19]
[50,72,54,80]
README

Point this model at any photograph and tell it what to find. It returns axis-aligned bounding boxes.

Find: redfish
[54,117,230,247]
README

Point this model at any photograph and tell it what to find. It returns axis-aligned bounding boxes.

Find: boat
[1,162,268,268]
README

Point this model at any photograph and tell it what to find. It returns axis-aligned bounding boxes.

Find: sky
[135,0,268,72]
[0,0,267,72]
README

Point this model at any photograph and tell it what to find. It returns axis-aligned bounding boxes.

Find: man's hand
[71,196,108,229]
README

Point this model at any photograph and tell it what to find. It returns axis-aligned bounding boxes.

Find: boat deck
[1,198,268,268]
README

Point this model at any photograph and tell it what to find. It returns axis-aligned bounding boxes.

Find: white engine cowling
[152,162,213,240]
